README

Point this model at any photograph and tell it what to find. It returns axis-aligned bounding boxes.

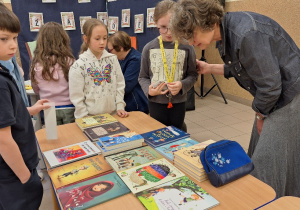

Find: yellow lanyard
[159,36,178,83]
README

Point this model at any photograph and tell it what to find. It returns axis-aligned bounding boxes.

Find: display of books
[155,137,199,162]
[136,176,219,210]
[43,140,101,168]
[83,121,129,142]
[97,131,144,150]
[48,155,113,189]
[105,146,163,172]
[75,113,118,130]
[56,172,130,210]
[117,158,185,194]
[141,126,190,148]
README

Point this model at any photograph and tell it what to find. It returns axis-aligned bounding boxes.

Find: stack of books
[96,131,144,156]
[173,139,216,182]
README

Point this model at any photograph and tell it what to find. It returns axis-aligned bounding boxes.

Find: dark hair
[0,3,20,33]
[30,22,74,84]
[170,0,224,42]
[154,0,176,23]
[108,31,131,52]
[80,18,107,54]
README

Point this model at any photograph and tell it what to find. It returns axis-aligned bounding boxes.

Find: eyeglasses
[107,48,114,53]
[157,26,170,34]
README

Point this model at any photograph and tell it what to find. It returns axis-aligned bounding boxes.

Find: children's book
[136,176,219,210]
[105,146,163,172]
[173,159,207,183]
[75,113,118,130]
[96,141,144,157]
[83,121,129,142]
[43,140,101,168]
[155,137,199,162]
[56,172,130,210]
[97,131,144,150]
[117,158,185,194]
[48,155,112,189]
[141,126,190,148]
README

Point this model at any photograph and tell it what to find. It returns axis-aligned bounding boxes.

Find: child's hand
[167,81,182,96]
[117,110,129,118]
[148,82,169,96]
[27,99,51,116]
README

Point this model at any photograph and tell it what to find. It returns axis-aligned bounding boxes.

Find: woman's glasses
[107,48,114,53]
[157,26,170,34]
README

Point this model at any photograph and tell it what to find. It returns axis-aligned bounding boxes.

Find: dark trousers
[0,168,43,210]
[149,101,186,130]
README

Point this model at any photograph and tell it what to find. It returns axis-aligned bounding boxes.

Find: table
[35,111,276,210]
[259,196,300,210]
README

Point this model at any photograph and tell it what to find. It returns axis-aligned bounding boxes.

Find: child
[30,21,76,125]
[138,0,198,130]
[0,3,45,209]
[69,18,128,119]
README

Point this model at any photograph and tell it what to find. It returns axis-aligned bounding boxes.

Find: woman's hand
[148,82,169,96]
[117,110,129,118]
[196,60,211,75]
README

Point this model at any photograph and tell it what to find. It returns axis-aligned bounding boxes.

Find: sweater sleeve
[114,57,126,111]
[69,62,89,118]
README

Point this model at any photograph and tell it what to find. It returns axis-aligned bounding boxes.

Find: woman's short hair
[170,0,224,42]
[0,3,20,33]
[108,31,131,52]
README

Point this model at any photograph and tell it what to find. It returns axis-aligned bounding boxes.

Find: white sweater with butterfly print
[69,48,126,118]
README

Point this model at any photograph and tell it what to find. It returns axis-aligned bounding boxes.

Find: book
[96,141,144,157]
[141,126,190,148]
[48,155,113,189]
[56,172,130,210]
[83,121,129,142]
[75,113,118,130]
[117,158,185,194]
[155,137,199,162]
[136,176,219,210]
[105,146,163,172]
[173,159,207,183]
[97,131,144,150]
[43,140,101,168]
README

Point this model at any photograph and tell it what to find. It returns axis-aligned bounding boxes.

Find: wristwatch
[256,113,265,120]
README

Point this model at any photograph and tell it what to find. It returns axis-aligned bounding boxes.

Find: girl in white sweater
[69,19,128,119]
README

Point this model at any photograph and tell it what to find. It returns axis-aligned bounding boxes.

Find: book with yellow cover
[75,113,118,130]
[48,155,112,189]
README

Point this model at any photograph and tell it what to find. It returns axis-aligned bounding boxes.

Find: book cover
[83,121,129,141]
[141,126,190,148]
[43,140,101,168]
[136,176,219,210]
[75,113,118,130]
[117,158,185,194]
[97,141,143,157]
[48,155,112,189]
[105,146,163,172]
[98,131,144,150]
[155,137,199,162]
[57,172,130,210]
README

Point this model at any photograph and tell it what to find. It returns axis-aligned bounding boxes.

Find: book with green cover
[75,113,118,130]
[105,146,163,172]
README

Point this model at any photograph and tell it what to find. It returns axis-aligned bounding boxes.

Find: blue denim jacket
[217,12,300,116]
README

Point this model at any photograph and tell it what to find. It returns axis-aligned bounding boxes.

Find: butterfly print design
[87,64,112,86]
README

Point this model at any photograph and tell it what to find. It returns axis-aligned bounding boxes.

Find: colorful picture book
[96,140,144,157]
[155,137,199,162]
[48,155,112,189]
[83,121,129,142]
[136,176,219,210]
[75,113,118,130]
[105,146,163,172]
[141,126,190,148]
[43,140,101,168]
[117,158,185,194]
[56,172,130,210]
[97,131,144,150]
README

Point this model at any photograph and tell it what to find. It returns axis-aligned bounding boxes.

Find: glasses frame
[157,26,170,34]
[107,48,114,53]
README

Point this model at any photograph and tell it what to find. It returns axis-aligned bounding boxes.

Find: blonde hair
[0,3,20,33]
[80,18,107,54]
[30,22,74,84]
[170,0,224,42]
[108,31,131,52]
[154,0,176,23]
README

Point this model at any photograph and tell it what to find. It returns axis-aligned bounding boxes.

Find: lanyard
[159,36,178,83]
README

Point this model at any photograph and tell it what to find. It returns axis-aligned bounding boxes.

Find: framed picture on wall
[78,0,91,3]
[42,0,56,3]
[134,14,144,33]
[147,8,156,28]
[108,16,119,34]
[61,12,76,30]
[29,12,44,32]
[79,16,91,34]
[121,9,130,28]
[97,12,108,26]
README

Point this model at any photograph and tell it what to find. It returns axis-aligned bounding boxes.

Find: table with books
[36,111,276,210]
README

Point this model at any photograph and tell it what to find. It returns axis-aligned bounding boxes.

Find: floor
[38,94,255,210]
